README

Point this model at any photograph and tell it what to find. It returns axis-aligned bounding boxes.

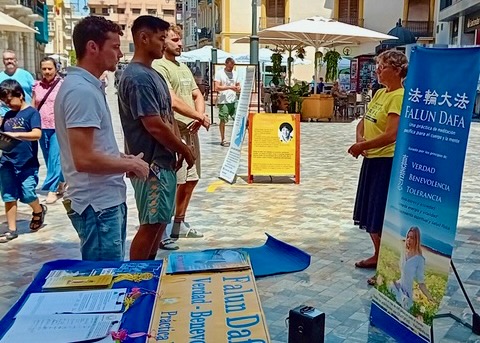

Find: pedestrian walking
[0,79,46,243]
[0,50,35,117]
[32,56,65,204]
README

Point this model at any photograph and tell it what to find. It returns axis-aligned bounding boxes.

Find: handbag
[36,78,61,111]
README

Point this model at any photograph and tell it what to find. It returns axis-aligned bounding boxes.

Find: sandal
[30,204,47,231]
[355,259,377,269]
[367,276,377,286]
[0,231,18,243]
[220,141,230,147]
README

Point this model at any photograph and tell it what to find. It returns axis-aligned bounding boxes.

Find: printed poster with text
[370,47,480,342]
[250,113,298,176]
[148,269,270,342]
[219,66,256,183]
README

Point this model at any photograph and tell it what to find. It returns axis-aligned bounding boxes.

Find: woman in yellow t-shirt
[348,50,408,284]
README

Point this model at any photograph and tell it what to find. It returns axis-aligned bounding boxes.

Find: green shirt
[153,58,198,126]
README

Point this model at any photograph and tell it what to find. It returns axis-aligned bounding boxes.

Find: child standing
[0,79,47,243]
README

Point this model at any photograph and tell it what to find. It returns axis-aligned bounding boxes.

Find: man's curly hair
[73,16,123,60]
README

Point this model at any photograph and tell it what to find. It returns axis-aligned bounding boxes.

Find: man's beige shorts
[177,126,201,185]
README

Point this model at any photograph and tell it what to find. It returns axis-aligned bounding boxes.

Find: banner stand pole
[210,61,214,125]
[431,260,480,342]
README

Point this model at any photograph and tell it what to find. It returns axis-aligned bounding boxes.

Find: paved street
[0,85,479,342]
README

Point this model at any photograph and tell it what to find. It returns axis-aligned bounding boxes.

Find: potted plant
[270,52,283,86]
[270,90,280,113]
[323,50,341,82]
[283,82,310,113]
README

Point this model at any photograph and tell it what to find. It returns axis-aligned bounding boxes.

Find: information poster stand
[247,113,300,184]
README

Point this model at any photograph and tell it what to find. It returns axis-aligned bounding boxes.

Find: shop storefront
[465,10,480,45]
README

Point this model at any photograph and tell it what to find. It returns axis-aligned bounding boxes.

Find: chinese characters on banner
[370,47,480,343]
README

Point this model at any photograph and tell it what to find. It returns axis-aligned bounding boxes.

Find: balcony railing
[336,17,364,27]
[403,20,434,37]
[259,16,286,30]
[19,0,45,17]
[198,27,212,40]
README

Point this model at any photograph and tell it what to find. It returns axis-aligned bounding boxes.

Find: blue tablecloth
[0,259,163,342]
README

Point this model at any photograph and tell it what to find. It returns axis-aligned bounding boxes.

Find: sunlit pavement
[1,85,479,342]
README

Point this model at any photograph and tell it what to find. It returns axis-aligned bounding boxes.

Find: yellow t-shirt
[363,88,404,158]
[152,58,198,126]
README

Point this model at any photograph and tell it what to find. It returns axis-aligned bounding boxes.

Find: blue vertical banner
[370,47,480,342]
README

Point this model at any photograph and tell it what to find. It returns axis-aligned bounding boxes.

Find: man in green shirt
[153,24,210,250]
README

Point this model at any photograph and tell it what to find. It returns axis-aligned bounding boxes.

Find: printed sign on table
[248,113,300,183]
[148,269,270,342]
[370,47,480,342]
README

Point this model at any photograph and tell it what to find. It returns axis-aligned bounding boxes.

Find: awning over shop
[0,11,38,34]
[375,19,416,54]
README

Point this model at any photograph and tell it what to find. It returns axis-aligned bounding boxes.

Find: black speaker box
[288,305,325,343]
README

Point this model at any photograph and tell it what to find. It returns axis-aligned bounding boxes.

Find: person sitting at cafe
[332,81,347,115]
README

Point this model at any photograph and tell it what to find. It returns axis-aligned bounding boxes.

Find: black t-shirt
[0,106,41,169]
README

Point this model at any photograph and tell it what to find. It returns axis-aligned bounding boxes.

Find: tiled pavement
[1,86,480,342]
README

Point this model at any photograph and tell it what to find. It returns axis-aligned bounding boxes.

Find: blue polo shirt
[0,68,35,116]
[54,66,126,214]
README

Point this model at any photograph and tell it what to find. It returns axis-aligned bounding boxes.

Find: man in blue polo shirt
[0,50,34,116]
[54,16,149,261]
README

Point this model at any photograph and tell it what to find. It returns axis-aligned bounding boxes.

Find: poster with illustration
[248,113,300,183]
[370,47,480,343]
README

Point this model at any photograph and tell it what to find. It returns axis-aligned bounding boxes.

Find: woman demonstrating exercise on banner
[390,226,434,310]
[348,50,408,284]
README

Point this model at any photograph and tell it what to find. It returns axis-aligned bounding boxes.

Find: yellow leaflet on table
[250,113,297,175]
[148,267,271,342]
[42,274,113,291]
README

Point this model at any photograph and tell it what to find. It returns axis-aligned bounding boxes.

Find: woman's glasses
[376,63,396,72]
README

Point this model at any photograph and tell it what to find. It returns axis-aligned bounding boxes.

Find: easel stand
[431,260,480,342]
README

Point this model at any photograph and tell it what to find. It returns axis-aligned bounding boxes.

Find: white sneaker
[170,222,204,240]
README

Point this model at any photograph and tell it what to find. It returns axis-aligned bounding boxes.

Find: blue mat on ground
[243,233,311,277]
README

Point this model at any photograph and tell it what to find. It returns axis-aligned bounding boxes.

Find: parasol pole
[313,47,318,94]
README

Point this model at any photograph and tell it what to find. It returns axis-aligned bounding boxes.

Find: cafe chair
[334,97,347,117]
[347,93,363,118]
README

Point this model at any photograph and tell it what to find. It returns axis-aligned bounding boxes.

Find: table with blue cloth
[0,259,163,343]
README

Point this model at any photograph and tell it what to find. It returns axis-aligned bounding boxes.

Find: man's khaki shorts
[177,123,201,185]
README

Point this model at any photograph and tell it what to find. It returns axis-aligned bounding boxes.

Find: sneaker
[171,222,204,239]
[45,192,62,204]
[159,238,179,250]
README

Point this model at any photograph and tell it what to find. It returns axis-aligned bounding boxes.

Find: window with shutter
[338,0,359,25]
[265,0,286,28]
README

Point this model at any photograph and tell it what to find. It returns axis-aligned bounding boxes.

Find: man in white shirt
[214,57,240,147]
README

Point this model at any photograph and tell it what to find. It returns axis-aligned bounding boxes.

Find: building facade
[176,0,199,51]
[0,0,48,74]
[193,0,437,55]
[45,0,85,60]
[436,0,480,46]
[88,0,176,59]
